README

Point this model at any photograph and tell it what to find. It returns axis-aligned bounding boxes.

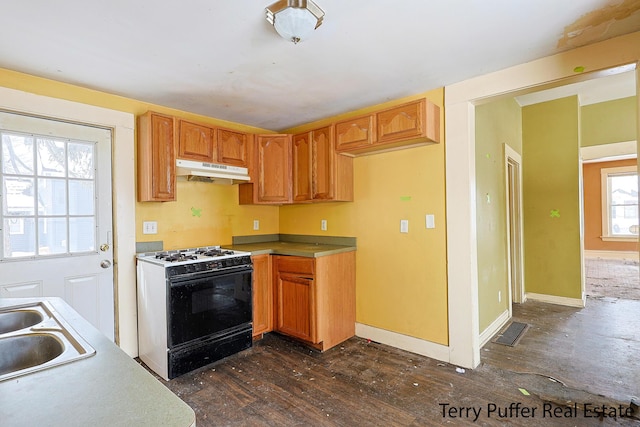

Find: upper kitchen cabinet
[376,98,439,144]
[177,119,215,162]
[336,98,441,156]
[334,114,375,152]
[292,132,312,202]
[216,128,249,168]
[293,125,353,202]
[137,111,176,202]
[239,134,292,205]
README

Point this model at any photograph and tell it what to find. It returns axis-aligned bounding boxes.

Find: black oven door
[168,266,252,348]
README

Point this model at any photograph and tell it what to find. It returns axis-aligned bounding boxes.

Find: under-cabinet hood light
[175,159,250,185]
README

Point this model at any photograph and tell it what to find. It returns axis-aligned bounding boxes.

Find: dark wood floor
[585,256,639,300]
[139,296,640,426]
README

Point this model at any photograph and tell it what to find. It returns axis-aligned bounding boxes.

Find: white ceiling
[1,1,639,131]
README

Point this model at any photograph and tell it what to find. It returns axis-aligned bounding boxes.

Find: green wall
[522,96,583,299]
[475,98,522,332]
[581,96,637,147]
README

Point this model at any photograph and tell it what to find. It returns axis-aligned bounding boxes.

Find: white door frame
[504,144,525,312]
[445,32,640,369]
[0,87,138,356]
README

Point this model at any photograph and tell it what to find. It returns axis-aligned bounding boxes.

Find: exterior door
[0,111,114,340]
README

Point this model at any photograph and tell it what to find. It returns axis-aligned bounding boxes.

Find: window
[1,131,97,259]
[601,165,639,240]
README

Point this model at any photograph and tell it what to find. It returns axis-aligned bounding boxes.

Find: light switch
[143,221,157,234]
[426,214,435,229]
[400,220,409,233]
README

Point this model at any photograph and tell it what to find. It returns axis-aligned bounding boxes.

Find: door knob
[100,260,112,269]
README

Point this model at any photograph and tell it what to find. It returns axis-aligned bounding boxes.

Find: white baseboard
[526,292,585,308]
[355,323,450,363]
[479,309,510,347]
[584,250,639,261]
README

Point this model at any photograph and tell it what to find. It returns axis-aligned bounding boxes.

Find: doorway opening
[504,144,524,311]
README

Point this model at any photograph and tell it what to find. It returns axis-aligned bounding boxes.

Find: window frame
[600,165,639,242]
[1,130,98,260]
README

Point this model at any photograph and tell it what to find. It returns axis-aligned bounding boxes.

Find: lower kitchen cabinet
[251,254,273,338]
[272,252,355,351]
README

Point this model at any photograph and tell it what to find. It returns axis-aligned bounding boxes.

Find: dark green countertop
[223,234,356,258]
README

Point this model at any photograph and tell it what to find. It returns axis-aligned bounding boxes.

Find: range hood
[175,159,251,185]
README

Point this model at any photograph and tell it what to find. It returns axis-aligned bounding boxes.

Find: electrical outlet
[253,220,260,231]
[321,219,327,231]
[400,220,409,233]
[143,221,157,235]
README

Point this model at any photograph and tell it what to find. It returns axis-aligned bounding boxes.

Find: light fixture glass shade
[273,7,317,43]
[265,0,324,44]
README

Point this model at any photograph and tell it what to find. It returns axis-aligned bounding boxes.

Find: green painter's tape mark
[400,196,412,201]
[191,207,202,217]
[519,388,530,396]
[486,153,491,159]
[550,209,560,218]
[573,66,585,73]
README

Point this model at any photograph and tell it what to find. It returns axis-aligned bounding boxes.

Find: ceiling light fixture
[265,0,325,44]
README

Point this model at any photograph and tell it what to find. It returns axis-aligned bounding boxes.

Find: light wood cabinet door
[292,132,312,202]
[334,115,375,152]
[177,119,214,162]
[275,272,317,343]
[311,126,334,200]
[137,112,176,202]
[216,128,249,167]
[376,99,426,144]
[256,134,292,203]
[251,254,272,338]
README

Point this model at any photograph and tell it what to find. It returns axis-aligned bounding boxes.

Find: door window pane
[38,217,67,255]
[68,142,94,179]
[37,139,66,177]
[4,217,36,257]
[2,134,34,175]
[3,177,35,215]
[38,178,67,215]
[69,217,95,252]
[69,180,94,215]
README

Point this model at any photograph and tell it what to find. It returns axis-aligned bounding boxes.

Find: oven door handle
[169,266,253,286]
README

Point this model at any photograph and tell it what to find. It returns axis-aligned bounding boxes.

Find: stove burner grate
[195,248,235,257]
[155,252,198,262]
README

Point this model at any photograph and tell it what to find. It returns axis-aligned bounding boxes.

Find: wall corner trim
[355,323,450,364]
[479,309,510,348]
[526,292,585,308]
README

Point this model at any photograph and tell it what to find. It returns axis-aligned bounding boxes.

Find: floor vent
[494,321,528,346]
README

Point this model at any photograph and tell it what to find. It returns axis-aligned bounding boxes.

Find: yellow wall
[581,96,637,147]
[475,98,522,332]
[0,67,280,249]
[1,67,448,345]
[522,96,583,299]
[281,89,448,345]
[136,183,279,249]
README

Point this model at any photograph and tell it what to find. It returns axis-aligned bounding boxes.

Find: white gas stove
[136,245,253,380]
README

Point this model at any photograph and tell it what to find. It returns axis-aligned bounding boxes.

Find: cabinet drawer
[275,256,315,275]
